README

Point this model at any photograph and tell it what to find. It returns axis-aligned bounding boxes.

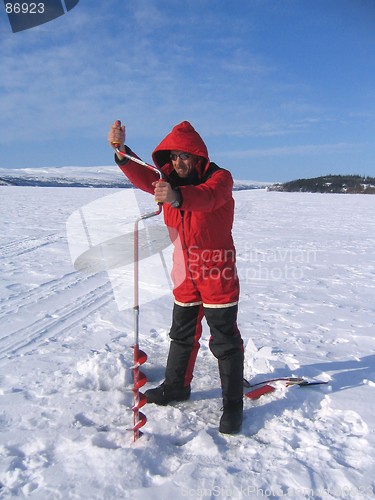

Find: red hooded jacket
[116,121,239,307]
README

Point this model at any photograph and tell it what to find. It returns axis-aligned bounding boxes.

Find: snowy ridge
[0,187,374,498]
[0,166,271,190]
[0,166,132,189]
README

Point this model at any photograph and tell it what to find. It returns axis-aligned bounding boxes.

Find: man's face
[170,150,198,178]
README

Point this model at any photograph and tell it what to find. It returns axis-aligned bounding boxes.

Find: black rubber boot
[217,355,244,434]
[203,305,244,435]
[219,399,243,434]
[144,382,191,406]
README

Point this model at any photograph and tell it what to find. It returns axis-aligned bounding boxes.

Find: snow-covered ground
[0,185,374,499]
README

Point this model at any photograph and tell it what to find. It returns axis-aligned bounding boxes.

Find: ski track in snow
[0,186,375,499]
[0,225,114,360]
[0,233,62,260]
[0,275,113,360]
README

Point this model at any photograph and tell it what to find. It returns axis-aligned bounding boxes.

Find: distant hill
[0,167,132,188]
[270,175,375,194]
[0,166,271,190]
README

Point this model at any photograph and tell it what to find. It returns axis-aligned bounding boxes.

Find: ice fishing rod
[113,142,164,442]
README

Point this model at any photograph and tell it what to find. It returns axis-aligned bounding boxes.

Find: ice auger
[114,143,163,441]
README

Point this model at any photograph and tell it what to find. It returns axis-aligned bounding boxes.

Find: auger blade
[133,369,147,389]
[133,411,147,432]
[132,391,147,410]
[133,348,147,366]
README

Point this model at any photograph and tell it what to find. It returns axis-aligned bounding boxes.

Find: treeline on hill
[270,175,375,194]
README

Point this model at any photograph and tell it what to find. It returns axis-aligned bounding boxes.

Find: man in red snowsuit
[108,120,244,434]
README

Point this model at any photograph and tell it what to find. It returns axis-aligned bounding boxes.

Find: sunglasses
[170,153,191,161]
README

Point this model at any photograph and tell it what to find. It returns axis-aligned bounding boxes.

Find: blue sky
[1,0,375,182]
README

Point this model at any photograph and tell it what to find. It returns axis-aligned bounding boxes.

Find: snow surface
[0,184,375,499]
